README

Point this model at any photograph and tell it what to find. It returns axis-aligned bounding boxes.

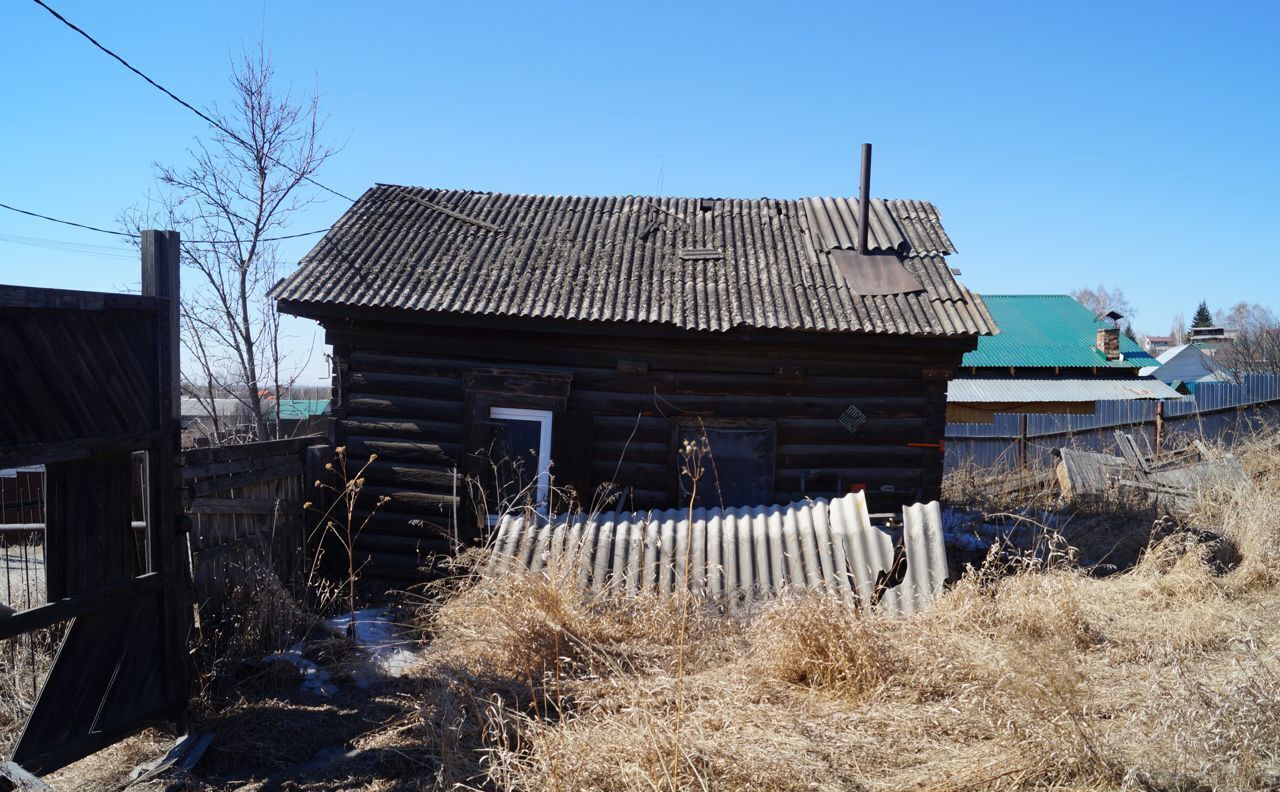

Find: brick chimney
[1096,327,1121,360]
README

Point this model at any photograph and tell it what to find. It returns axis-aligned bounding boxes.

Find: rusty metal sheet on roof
[488,492,948,615]
[272,186,993,338]
[832,250,926,296]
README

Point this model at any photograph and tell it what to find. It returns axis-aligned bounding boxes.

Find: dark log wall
[320,315,973,584]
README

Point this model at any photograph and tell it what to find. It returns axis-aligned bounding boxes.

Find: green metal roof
[962,295,1155,369]
[275,399,330,419]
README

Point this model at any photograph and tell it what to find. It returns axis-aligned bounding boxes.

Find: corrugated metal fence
[946,374,1280,470]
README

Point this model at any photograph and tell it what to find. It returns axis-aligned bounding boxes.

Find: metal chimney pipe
[858,143,872,253]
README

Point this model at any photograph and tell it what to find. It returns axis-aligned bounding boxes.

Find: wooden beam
[0,574,164,642]
[0,429,165,470]
[0,285,167,313]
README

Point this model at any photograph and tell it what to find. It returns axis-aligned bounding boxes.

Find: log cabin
[273,180,995,583]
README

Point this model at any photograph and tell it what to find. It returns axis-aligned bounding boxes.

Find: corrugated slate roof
[948,378,1182,403]
[272,185,994,337]
[962,295,1154,369]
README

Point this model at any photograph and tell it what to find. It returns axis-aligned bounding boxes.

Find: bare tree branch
[121,45,338,445]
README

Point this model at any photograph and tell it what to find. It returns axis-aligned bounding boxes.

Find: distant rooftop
[961,295,1155,369]
[949,378,1181,403]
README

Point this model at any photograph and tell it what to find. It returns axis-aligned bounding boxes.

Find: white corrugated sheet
[948,378,1181,403]
[489,492,948,615]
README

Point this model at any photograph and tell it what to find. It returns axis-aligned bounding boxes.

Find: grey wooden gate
[0,231,191,774]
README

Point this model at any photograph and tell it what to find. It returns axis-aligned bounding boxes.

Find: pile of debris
[1055,431,1247,514]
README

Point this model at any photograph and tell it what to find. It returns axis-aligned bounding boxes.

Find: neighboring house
[275,398,331,438]
[1188,325,1237,358]
[948,295,1179,423]
[180,396,330,445]
[1144,334,1176,357]
[180,397,254,445]
[1139,343,1233,394]
[273,185,994,578]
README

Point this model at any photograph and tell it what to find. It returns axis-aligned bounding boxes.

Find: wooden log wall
[324,317,971,583]
[182,435,323,615]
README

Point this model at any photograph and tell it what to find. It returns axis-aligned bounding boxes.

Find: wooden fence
[945,374,1280,470]
[182,435,326,613]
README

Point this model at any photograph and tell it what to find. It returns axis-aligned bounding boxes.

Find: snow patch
[265,645,338,697]
[327,607,419,684]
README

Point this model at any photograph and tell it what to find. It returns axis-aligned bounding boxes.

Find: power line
[0,201,329,244]
[0,200,130,237]
[0,233,136,260]
[29,0,355,204]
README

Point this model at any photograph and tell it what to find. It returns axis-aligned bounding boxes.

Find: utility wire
[29,0,355,203]
[0,201,329,244]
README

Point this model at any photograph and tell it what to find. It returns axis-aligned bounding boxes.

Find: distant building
[948,295,1179,423]
[180,396,329,446]
[1144,334,1176,356]
[1188,325,1237,358]
[1139,344,1233,394]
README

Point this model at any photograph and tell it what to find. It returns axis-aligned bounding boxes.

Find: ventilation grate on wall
[839,405,867,434]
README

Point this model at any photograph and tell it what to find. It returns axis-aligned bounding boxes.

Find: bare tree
[1169,313,1188,346]
[125,45,336,443]
[1217,302,1280,376]
[1072,285,1137,337]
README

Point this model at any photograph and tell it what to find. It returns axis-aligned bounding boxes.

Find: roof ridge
[369,183,937,205]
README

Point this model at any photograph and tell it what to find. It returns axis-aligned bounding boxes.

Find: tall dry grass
[407,431,1280,791]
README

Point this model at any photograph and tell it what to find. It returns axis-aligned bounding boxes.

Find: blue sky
[1,1,1277,382]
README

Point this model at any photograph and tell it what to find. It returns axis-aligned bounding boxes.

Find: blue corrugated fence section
[946,374,1280,471]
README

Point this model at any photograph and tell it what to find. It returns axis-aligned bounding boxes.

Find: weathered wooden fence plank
[181,435,325,614]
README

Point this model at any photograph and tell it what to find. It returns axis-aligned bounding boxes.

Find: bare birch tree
[1217,303,1280,376]
[126,45,336,443]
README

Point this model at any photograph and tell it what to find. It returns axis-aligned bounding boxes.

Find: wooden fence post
[1154,400,1164,456]
[1017,414,1029,473]
[141,229,193,725]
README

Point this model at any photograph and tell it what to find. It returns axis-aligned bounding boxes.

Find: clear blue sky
[2,1,1277,382]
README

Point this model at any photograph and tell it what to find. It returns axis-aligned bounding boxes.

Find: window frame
[487,406,554,523]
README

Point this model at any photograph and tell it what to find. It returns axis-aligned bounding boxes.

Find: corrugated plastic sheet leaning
[488,492,949,615]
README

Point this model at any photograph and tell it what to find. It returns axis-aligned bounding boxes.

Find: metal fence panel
[946,374,1280,471]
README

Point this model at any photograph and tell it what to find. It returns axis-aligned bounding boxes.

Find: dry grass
[11,431,1280,790]
[405,431,1280,791]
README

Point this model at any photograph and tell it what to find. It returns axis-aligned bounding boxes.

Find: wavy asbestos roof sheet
[272,185,993,338]
[948,378,1182,403]
[488,492,948,615]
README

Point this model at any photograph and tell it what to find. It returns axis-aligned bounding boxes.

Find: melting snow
[327,607,419,684]
[266,646,339,697]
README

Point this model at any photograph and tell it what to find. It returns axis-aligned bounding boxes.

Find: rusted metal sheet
[831,250,926,296]
[490,492,948,615]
